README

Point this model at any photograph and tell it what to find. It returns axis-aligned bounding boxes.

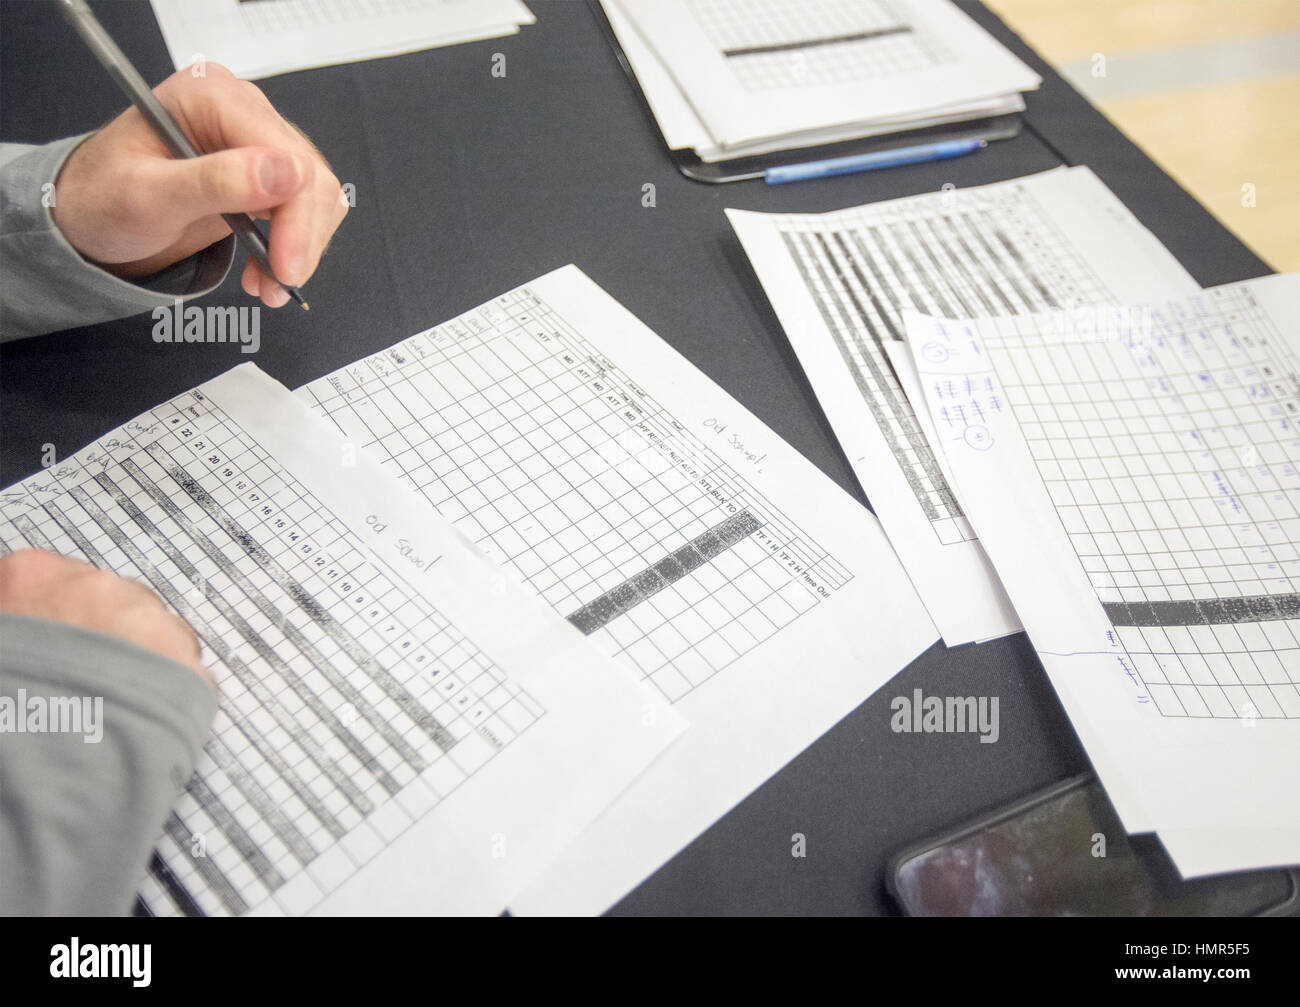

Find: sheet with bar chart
[728,165,1202,645]
[0,363,682,915]
[902,274,1300,877]
[296,265,938,914]
[685,0,949,92]
[614,0,1039,157]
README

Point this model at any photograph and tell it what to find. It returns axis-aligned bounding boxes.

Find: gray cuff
[0,135,235,342]
[0,612,218,915]
[0,612,217,751]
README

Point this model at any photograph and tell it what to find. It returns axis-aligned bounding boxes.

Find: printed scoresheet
[903,275,1300,876]
[0,364,682,915]
[615,0,1038,156]
[729,166,1201,644]
[685,0,949,91]
[149,0,533,79]
[297,265,938,913]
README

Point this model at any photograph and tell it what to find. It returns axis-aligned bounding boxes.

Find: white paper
[603,0,1024,162]
[881,338,960,493]
[882,339,1015,647]
[602,0,711,153]
[617,0,1039,155]
[296,265,939,913]
[728,166,1202,646]
[1158,826,1300,881]
[0,363,682,914]
[149,0,534,80]
[902,275,1300,876]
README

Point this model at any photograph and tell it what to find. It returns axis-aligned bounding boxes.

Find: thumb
[142,146,306,225]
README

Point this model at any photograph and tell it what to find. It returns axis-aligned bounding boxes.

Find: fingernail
[268,284,290,308]
[285,256,307,286]
[258,152,298,197]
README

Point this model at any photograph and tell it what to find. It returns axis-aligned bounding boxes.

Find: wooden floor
[985,0,1300,272]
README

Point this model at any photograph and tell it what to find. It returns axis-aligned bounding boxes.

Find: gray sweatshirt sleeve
[0,613,218,915]
[0,135,235,341]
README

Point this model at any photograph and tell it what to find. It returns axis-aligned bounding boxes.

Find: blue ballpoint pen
[765,138,987,185]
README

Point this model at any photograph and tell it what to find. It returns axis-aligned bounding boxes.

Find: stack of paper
[297,265,938,913]
[729,166,1201,645]
[2,268,936,914]
[604,0,1040,162]
[730,166,1299,876]
[898,277,1300,878]
[0,362,682,915]
[149,0,534,80]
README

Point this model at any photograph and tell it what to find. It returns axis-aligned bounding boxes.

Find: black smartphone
[887,774,1299,916]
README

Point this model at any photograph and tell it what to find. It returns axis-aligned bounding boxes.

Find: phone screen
[891,778,1295,916]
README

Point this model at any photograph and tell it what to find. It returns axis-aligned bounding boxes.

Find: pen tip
[300,301,310,311]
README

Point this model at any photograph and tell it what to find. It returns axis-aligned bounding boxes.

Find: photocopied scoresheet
[902,275,1300,877]
[0,364,684,915]
[609,0,1038,160]
[729,166,1202,645]
[148,0,534,80]
[297,265,939,914]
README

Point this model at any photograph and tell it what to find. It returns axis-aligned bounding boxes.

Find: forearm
[0,136,234,341]
[0,612,217,915]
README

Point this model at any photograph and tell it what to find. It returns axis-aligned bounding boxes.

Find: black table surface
[0,0,1275,915]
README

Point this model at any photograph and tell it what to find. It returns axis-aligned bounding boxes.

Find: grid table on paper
[776,182,1115,544]
[237,0,432,34]
[980,286,1300,721]
[0,392,542,916]
[685,0,951,91]
[304,285,851,704]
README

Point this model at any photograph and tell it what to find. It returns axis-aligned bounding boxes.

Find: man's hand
[0,550,211,686]
[51,63,348,308]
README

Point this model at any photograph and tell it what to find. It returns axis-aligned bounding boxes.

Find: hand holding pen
[52,0,347,309]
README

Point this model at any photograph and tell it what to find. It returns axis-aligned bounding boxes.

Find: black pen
[54,0,309,310]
